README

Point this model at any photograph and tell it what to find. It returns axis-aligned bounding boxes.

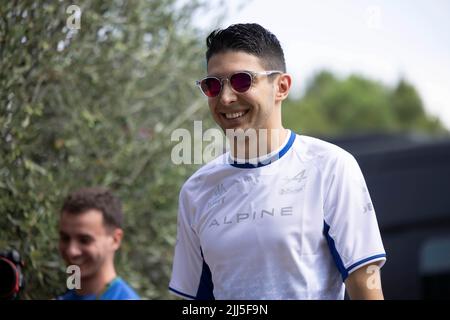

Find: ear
[111,228,123,251]
[275,73,292,102]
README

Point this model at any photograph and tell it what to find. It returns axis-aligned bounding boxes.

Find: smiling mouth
[221,110,249,120]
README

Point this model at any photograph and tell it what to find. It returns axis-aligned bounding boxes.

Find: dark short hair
[206,23,286,72]
[61,187,123,229]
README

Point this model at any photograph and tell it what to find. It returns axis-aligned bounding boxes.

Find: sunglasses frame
[196,70,283,98]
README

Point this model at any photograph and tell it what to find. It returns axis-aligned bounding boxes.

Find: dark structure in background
[329,133,450,299]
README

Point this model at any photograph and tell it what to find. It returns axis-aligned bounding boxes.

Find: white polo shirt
[169,130,386,300]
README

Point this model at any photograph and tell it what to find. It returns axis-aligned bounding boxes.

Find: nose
[219,79,237,106]
[64,241,82,260]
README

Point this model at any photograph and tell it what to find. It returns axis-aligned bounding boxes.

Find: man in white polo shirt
[169,23,386,300]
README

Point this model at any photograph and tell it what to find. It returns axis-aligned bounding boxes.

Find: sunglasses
[196,70,282,98]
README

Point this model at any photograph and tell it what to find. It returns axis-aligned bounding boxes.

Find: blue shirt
[57,277,140,300]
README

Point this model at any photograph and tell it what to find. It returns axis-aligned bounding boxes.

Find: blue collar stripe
[230,130,296,169]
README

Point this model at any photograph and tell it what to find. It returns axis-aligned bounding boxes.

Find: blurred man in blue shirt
[57,187,139,300]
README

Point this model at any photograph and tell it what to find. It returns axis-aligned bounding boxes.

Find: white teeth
[225,111,245,119]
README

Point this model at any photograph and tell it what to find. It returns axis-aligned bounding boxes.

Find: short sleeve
[323,151,386,281]
[169,187,214,300]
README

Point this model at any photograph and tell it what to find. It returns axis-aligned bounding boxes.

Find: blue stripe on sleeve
[195,248,215,300]
[346,254,387,273]
[323,221,348,281]
[168,287,196,300]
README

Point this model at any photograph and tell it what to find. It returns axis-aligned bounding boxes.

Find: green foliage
[283,70,448,136]
[0,0,214,299]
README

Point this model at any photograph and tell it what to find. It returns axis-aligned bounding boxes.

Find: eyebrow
[207,70,252,78]
[59,231,94,239]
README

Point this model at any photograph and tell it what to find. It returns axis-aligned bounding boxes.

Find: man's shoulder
[56,278,140,300]
[294,134,356,166]
[56,290,76,300]
[56,290,95,300]
[102,277,140,300]
[181,153,229,193]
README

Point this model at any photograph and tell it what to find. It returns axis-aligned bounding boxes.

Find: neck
[229,127,288,160]
[76,265,117,296]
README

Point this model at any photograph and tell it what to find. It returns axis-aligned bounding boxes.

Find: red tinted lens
[230,72,252,92]
[201,78,221,97]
